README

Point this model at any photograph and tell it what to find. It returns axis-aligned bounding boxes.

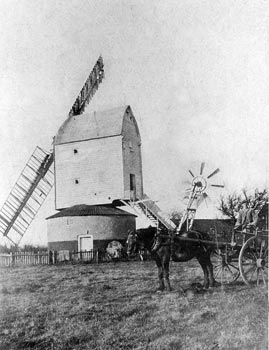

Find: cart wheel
[239,236,268,287]
[212,248,240,284]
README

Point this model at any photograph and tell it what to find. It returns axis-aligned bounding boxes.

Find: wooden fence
[0,250,111,267]
[0,251,49,266]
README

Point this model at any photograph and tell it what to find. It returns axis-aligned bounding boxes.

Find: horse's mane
[136,227,157,242]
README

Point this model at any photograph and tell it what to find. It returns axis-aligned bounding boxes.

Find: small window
[67,218,73,225]
[75,179,79,184]
[128,141,134,151]
[74,149,78,154]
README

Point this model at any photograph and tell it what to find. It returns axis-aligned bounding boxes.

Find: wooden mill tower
[54,105,143,208]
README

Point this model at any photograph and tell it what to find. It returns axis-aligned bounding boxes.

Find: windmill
[177,162,224,233]
[0,56,104,246]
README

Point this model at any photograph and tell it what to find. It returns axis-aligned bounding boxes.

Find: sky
[0,0,268,245]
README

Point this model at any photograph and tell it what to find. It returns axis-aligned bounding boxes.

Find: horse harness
[151,230,211,254]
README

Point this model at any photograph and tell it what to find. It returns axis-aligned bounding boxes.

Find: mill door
[130,174,136,200]
[78,234,93,251]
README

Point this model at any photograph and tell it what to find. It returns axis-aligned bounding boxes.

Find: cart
[211,204,268,286]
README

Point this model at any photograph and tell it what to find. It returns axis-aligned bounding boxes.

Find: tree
[218,188,268,223]
[218,193,241,222]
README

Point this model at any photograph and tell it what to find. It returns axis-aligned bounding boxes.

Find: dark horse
[126,226,217,291]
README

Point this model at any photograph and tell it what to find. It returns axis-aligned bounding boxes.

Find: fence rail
[0,249,111,267]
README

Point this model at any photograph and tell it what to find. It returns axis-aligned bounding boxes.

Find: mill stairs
[121,193,176,231]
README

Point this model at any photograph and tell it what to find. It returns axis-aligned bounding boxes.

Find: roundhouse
[47,204,136,251]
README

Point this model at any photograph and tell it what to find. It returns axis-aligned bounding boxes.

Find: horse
[126,226,217,292]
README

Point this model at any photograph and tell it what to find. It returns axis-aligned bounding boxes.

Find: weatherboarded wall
[54,137,123,209]
[47,215,135,251]
[54,106,143,209]
[122,108,143,200]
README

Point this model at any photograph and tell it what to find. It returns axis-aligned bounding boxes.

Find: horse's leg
[196,256,209,289]
[163,257,172,291]
[139,250,144,261]
[206,256,215,287]
[155,257,165,291]
[205,254,219,287]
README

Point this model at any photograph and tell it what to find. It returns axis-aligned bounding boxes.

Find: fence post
[52,250,57,264]
[96,249,99,264]
[48,250,53,264]
[11,252,15,266]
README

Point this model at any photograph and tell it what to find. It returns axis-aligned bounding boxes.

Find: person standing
[234,200,248,231]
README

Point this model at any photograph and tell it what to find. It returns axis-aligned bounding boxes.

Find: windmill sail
[68,55,104,117]
[0,56,105,245]
[0,147,54,245]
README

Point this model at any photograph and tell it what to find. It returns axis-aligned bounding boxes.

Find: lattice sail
[68,55,104,117]
[0,147,54,245]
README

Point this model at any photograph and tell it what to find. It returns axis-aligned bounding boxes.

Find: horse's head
[126,231,138,257]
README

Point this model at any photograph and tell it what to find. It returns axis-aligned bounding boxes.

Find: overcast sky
[0,0,268,245]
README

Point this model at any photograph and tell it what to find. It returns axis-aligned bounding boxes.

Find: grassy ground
[0,260,267,350]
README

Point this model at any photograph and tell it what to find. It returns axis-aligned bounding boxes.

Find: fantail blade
[207,168,220,179]
[183,180,192,186]
[189,169,195,177]
[211,184,224,188]
[204,195,209,207]
[183,188,192,193]
[200,162,205,175]
[197,192,208,207]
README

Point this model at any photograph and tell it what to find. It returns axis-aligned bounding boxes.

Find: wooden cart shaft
[159,233,229,248]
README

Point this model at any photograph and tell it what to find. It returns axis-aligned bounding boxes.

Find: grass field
[0,260,268,350]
